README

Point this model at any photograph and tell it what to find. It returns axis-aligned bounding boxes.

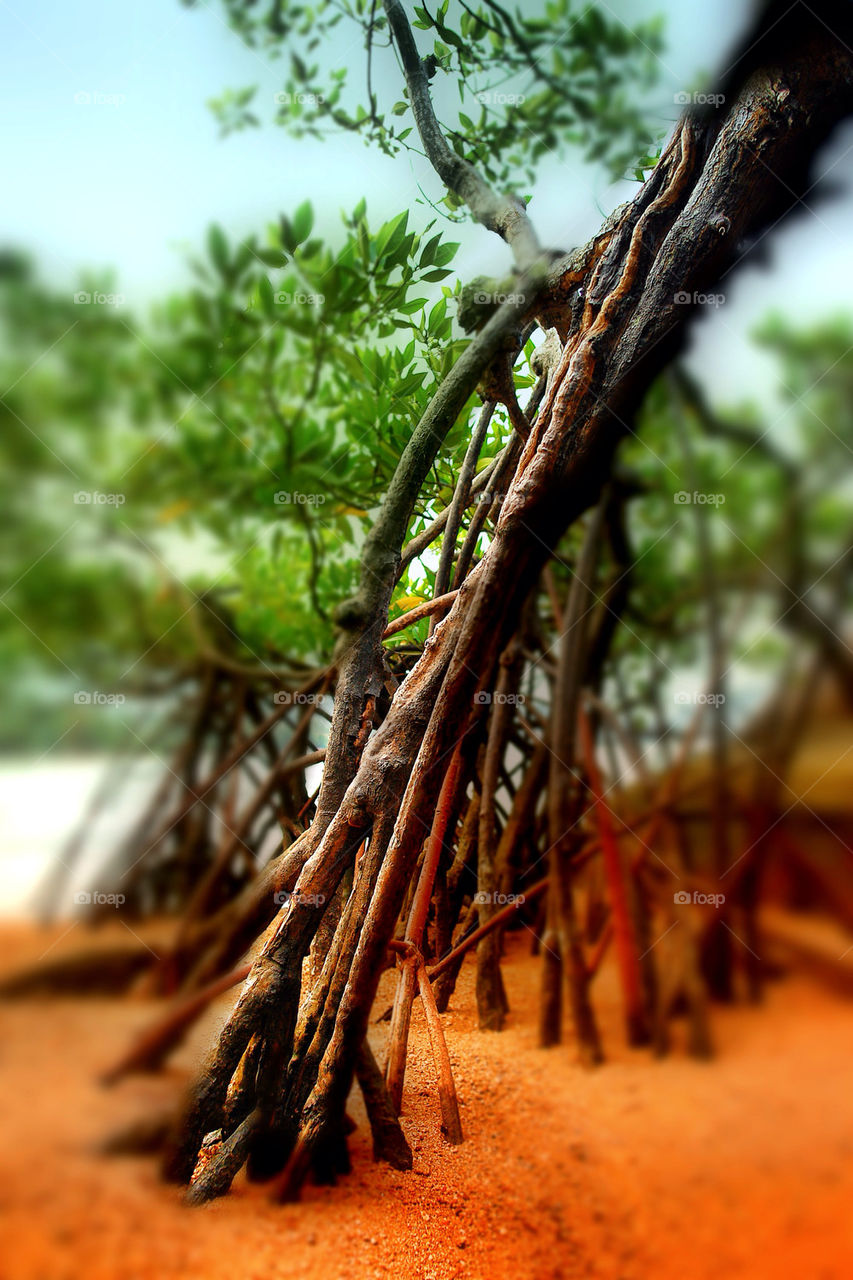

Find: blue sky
[2,0,852,398]
[0,0,748,293]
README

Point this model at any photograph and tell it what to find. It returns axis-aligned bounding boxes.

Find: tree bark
[163,10,853,1200]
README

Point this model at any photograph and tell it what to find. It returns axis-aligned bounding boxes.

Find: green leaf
[258,275,276,316]
[208,225,229,276]
[419,232,443,266]
[433,241,459,267]
[375,210,409,261]
[280,215,297,254]
[428,298,447,328]
[396,297,428,315]
[255,248,289,268]
[292,200,314,247]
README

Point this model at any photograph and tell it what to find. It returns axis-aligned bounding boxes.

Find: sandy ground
[1,921,852,1280]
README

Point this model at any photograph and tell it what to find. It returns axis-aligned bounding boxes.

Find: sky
[2,0,852,406]
[1,0,749,292]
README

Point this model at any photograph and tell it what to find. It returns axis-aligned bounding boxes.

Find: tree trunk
[161,11,853,1201]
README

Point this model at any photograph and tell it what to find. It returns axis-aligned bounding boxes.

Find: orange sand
[0,922,851,1279]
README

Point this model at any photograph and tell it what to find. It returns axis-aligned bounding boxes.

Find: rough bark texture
[157,3,853,1202]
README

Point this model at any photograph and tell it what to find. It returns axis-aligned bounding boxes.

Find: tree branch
[383,0,540,267]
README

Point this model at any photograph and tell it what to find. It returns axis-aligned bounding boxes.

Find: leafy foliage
[201,0,665,193]
[4,1,852,755]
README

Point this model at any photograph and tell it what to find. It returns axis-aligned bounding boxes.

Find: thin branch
[382,0,540,267]
[383,589,459,638]
[430,398,496,634]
